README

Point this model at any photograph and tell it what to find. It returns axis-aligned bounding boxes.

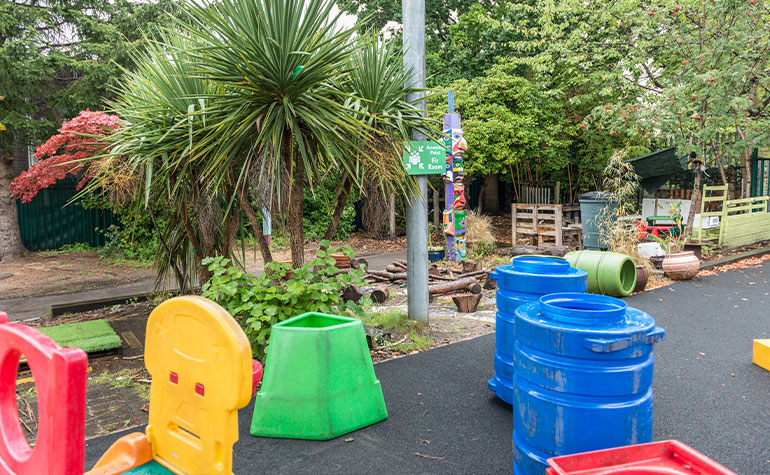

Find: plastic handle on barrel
[585,326,665,353]
[644,326,666,344]
[584,336,632,353]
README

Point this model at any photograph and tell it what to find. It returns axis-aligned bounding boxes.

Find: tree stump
[452,293,482,313]
[366,288,389,304]
[351,257,369,272]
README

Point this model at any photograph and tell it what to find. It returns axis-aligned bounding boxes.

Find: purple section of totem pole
[444,113,461,261]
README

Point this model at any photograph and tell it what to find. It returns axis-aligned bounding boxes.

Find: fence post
[751,148,758,197]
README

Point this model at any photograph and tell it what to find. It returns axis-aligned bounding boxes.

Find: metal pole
[403,0,428,323]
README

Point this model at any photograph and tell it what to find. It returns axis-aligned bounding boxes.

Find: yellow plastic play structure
[91,296,254,475]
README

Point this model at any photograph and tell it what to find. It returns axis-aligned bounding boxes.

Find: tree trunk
[0,153,26,262]
[483,174,500,214]
[322,172,352,243]
[389,192,396,239]
[287,152,305,268]
[684,164,702,242]
[476,176,488,214]
[736,127,752,198]
[237,185,273,263]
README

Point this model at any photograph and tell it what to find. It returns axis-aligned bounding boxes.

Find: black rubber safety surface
[86,261,770,474]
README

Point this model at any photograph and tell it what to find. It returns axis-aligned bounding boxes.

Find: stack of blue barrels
[490,257,666,475]
[488,256,588,405]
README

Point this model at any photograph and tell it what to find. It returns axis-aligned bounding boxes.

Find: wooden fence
[694,185,770,248]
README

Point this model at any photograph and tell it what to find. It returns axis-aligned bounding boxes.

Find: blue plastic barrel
[512,293,665,475]
[488,257,588,404]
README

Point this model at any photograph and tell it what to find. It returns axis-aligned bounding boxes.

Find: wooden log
[341,285,363,303]
[428,277,480,296]
[452,293,482,313]
[427,274,456,281]
[483,277,497,290]
[393,260,408,271]
[386,264,402,273]
[428,267,442,277]
[455,270,488,280]
[366,288,390,304]
[351,257,369,272]
[368,270,408,280]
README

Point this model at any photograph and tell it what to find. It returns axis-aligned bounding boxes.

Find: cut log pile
[362,259,490,297]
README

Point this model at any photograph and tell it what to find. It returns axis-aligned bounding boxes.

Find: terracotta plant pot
[662,251,700,280]
[331,253,352,269]
[633,265,648,293]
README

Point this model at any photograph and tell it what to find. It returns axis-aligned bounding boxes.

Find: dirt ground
[0,234,407,299]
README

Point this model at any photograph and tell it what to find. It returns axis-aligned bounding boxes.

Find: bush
[201,241,369,359]
[465,210,496,258]
[302,174,357,241]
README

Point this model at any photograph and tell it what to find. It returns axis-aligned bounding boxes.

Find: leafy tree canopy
[0,0,179,151]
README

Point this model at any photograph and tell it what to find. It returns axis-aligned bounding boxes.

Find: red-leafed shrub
[10,110,120,203]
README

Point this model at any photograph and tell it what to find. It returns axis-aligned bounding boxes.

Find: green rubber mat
[123,460,175,474]
[38,319,122,353]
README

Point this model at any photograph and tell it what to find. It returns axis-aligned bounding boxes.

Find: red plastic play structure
[0,297,263,475]
[0,311,87,475]
[546,440,737,475]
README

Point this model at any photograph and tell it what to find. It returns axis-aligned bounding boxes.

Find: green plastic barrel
[251,312,387,440]
[565,250,637,297]
[578,191,617,250]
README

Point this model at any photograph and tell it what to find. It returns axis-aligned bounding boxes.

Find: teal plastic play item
[578,191,617,250]
[565,250,637,297]
[124,461,174,474]
[250,312,387,440]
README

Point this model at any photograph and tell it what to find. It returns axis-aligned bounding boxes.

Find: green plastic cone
[250,313,387,440]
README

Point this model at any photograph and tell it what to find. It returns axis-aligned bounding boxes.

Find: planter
[649,255,665,270]
[662,251,700,280]
[330,253,351,269]
[428,249,445,261]
[251,313,387,439]
[633,265,648,293]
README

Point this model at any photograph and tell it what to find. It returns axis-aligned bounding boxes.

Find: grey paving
[0,251,406,322]
[85,259,769,474]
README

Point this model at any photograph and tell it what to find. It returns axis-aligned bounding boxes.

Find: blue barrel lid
[514,293,665,360]
[491,256,588,295]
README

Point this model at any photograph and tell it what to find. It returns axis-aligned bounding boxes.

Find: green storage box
[250,312,387,440]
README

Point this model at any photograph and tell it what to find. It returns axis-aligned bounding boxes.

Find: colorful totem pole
[443,110,468,261]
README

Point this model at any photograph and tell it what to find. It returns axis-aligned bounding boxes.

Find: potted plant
[428,223,445,261]
[650,233,700,280]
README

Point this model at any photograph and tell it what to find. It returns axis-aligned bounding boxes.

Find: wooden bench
[511,204,582,248]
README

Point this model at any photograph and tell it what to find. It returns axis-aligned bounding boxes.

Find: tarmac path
[83,259,770,474]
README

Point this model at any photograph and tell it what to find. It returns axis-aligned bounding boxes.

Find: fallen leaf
[345,438,354,443]
[699,352,706,356]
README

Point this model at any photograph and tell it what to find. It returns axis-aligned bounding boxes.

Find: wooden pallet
[511,204,582,248]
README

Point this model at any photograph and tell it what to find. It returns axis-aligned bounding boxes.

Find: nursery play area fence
[694,185,770,248]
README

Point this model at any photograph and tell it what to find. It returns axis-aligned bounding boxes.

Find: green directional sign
[402,141,446,175]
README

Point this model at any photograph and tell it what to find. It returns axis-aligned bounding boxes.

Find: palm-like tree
[322,33,430,241]
[181,0,373,266]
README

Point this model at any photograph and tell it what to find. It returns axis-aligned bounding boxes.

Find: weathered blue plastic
[488,257,588,404]
[512,293,665,475]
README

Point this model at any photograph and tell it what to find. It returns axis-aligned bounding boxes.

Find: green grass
[358,308,434,353]
[38,243,97,257]
[38,319,121,353]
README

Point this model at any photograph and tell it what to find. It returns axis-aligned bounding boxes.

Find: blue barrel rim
[539,292,627,325]
[511,255,570,275]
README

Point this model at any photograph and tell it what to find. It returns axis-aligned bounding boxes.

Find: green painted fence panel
[15,179,118,251]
